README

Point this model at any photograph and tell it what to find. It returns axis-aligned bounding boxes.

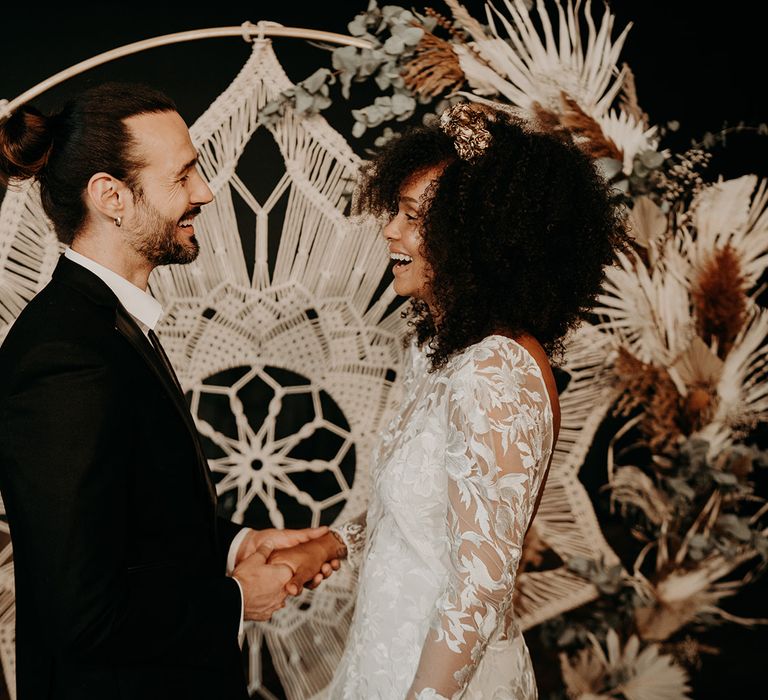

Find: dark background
[1,1,765,698]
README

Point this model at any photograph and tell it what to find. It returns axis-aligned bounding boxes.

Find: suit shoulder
[1,279,117,362]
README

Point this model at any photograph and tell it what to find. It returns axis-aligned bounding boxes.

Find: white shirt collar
[64,247,163,333]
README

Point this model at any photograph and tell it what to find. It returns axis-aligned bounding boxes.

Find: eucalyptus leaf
[633,161,649,178]
[384,35,405,55]
[414,12,439,32]
[612,179,630,194]
[314,94,332,111]
[639,150,665,168]
[348,16,369,36]
[595,157,623,180]
[340,72,353,100]
[352,121,367,138]
[391,93,415,116]
[333,46,362,73]
[359,49,386,76]
[402,27,424,45]
[375,73,393,91]
[294,89,315,115]
[302,68,331,94]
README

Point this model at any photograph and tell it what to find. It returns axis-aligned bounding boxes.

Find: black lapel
[114,308,217,511]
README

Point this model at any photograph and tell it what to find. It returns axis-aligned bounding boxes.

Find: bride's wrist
[326,530,348,560]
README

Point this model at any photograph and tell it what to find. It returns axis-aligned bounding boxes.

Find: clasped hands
[231,526,343,621]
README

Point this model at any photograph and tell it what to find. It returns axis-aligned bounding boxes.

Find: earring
[114,216,122,228]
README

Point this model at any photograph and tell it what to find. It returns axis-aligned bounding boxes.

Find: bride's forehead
[400,165,444,199]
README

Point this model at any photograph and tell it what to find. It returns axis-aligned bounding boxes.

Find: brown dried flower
[402,31,465,98]
[439,102,494,161]
[692,244,747,358]
[613,347,684,454]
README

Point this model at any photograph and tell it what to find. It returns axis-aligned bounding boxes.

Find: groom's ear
[86,172,130,224]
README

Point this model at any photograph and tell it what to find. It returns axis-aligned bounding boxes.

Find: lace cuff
[330,512,367,569]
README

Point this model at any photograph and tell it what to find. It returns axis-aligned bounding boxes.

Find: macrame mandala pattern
[0,39,619,699]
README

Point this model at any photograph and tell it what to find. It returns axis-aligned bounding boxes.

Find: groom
[0,83,332,699]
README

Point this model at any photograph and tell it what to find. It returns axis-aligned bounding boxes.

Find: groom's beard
[129,195,200,266]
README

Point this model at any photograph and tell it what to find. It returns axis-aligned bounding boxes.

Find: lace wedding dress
[326,335,555,700]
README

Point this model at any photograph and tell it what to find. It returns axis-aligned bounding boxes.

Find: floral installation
[259,1,768,696]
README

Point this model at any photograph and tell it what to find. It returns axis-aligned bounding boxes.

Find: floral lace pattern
[326,336,553,700]
[331,512,367,569]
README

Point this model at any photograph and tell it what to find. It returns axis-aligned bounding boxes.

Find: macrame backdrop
[0,37,619,699]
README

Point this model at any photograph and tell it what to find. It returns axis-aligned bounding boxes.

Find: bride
[270,103,628,699]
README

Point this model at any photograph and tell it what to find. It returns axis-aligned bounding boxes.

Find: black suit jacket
[0,255,249,700]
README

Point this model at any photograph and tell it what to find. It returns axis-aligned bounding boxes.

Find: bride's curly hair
[354,105,630,370]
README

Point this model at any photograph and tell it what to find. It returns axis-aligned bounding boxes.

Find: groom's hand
[234,526,329,568]
[232,541,293,621]
[268,536,343,595]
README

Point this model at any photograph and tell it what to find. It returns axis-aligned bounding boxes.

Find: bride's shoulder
[450,333,541,375]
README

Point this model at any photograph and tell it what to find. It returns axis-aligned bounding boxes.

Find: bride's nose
[382,216,399,241]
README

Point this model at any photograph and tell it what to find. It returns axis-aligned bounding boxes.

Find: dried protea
[692,244,748,358]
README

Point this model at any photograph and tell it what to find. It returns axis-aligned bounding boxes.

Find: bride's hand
[234,526,329,568]
[268,539,342,595]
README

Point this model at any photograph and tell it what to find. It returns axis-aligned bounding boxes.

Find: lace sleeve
[331,511,367,569]
[407,343,551,699]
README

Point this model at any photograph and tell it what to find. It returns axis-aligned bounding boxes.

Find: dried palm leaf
[559,93,623,161]
[698,307,768,454]
[560,629,692,699]
[632,534,765,642]
[617,63,648,127]
[596,109,662,176]
[609,465,671,527]
[443,0,489,39]
[670,336,725,391]
[596,246,694,367]
[688,175,768,288]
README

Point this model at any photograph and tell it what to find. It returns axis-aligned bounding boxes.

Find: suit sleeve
[0,341,241,668]
[217,515,245,568]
